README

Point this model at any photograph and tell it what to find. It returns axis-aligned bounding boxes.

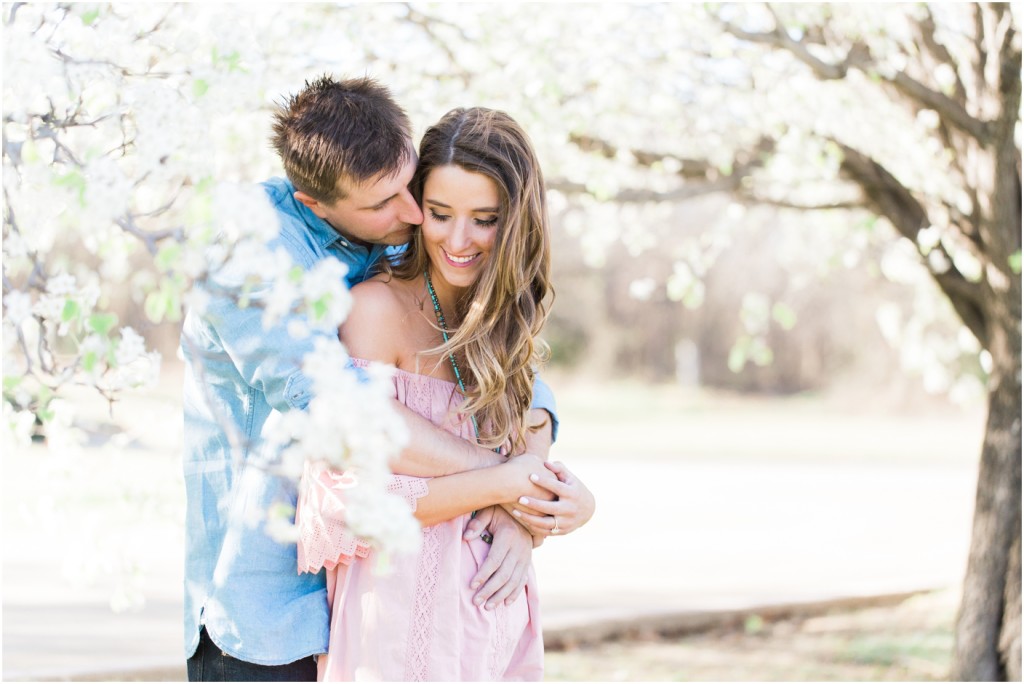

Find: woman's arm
[413,452,550,528]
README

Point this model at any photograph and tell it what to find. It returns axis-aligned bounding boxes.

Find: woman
[296,107,586,681]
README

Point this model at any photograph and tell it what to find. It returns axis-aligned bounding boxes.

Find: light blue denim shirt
[181,177,559,665]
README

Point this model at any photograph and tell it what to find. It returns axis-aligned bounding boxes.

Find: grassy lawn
[545,590,957,681]
[549,376,985,467]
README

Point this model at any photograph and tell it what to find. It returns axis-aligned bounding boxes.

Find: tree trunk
[952,316,1022,681]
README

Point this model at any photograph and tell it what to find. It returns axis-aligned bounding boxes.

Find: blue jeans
[187,627,317,682]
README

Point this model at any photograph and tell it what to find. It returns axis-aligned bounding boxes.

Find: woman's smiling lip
[441,247,481,267]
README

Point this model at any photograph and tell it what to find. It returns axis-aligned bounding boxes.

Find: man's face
[309,156,423,246]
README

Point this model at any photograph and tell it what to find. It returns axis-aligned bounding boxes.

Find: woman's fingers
[510,509,552,535]
[527,472,572,498]
[515,495,563,516]
[544,460,572,482]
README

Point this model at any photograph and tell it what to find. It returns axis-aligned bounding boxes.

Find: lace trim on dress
[404,523,445,681]
[296,359,469,576]
[296,460,429,574]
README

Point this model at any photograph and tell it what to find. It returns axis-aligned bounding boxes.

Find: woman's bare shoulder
[342,276,415,364]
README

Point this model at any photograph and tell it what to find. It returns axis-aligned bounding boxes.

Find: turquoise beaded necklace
[425,269,496,541]
[423,268,483,442]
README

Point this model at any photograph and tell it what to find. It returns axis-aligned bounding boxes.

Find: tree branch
[836,141,989,347]
[718,12,866,80]
[568,133,714,179]
[916,6,968,105]
[399,4,473,86]
[887,69,989,141]
[719,7,991,143]
[735,193,863,212]
[115,214,182,255]
[551,136,774,204]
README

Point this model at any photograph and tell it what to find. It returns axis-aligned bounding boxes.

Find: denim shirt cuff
[285,371,313,411]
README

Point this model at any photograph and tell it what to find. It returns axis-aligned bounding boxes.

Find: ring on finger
[551,515,561,535]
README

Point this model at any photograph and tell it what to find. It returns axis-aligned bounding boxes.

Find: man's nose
[397,189,423,225]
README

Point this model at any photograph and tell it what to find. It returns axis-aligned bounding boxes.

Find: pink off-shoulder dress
[295,360,543,682]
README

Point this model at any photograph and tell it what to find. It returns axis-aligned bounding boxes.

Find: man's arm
[390,379,557,478]
[389,401,505,476]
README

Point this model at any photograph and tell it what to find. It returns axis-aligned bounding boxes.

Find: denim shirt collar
[268,177,387,281]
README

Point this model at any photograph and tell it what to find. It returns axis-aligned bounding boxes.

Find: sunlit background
[4,3,1018,681]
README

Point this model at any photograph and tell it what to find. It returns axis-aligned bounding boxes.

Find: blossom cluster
[3,3,418,570]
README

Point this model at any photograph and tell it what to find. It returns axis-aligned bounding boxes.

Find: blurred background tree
[383,4,1020,677]
[4,3,1018,679]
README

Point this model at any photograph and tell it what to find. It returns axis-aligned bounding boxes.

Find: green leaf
[1009,251,1022,275]
[744,614,765,635]
[82,350,98,373]
[81,8,100,25]
[289,265,305,283]
[223,50,242,72]
[53,170,87,206]
[37,385,53,406]
[22,139,40,164]
[728,338,749,373]
[87,313,119,336]
[312,298,329,321]
[192,79,209,98]
[61,299,81,323]
[3,376,23,393]
[772,303,798,330]
[156,242,182,272]
[144,291,167,323]
[196,176,215,195]
[752,346,774,367]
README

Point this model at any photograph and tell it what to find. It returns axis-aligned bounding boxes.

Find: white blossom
[4,291,33,326]
[115,328,146,366]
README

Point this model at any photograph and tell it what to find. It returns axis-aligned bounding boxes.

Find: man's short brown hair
[270,75,413,204]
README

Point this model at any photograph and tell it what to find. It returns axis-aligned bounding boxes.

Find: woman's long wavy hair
[386,107,552,452]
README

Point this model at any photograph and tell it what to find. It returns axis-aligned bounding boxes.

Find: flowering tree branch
[717,7,991,143]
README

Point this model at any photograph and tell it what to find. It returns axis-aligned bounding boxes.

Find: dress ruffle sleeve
[296,459,430,575]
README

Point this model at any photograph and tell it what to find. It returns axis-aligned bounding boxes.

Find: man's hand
[511,460,595,537]
[463,506,533,609]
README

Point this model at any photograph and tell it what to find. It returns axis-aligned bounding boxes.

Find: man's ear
[293,191,326,217]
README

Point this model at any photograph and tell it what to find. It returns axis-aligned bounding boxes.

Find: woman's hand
[498,452,557,504]
[511,461,595,537]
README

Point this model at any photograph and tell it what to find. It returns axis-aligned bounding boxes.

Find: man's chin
[383,228,414,246]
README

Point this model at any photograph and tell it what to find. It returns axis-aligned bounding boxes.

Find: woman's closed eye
[428,208,499,227]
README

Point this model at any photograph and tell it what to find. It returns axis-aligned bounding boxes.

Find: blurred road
[2,372,983,680]
[3,452,976,681]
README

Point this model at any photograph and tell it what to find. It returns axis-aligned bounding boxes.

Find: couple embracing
[181,76,596,682]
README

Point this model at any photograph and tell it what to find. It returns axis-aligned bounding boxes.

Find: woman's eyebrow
[425,198,498,212]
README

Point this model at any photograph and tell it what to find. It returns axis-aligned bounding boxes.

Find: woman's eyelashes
[427,208,499,227]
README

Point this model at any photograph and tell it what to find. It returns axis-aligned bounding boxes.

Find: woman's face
[421,164,500,293]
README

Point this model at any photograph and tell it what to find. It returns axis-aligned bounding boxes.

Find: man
[181,75,593,681]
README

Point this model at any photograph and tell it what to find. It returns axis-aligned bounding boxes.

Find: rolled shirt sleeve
[530,374,559,442]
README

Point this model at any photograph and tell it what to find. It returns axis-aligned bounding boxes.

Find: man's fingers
[471,543,507,593]
[482,562,524,609]
[505,578,527,605]
[473,560,514,606]
[464,512,489,541]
